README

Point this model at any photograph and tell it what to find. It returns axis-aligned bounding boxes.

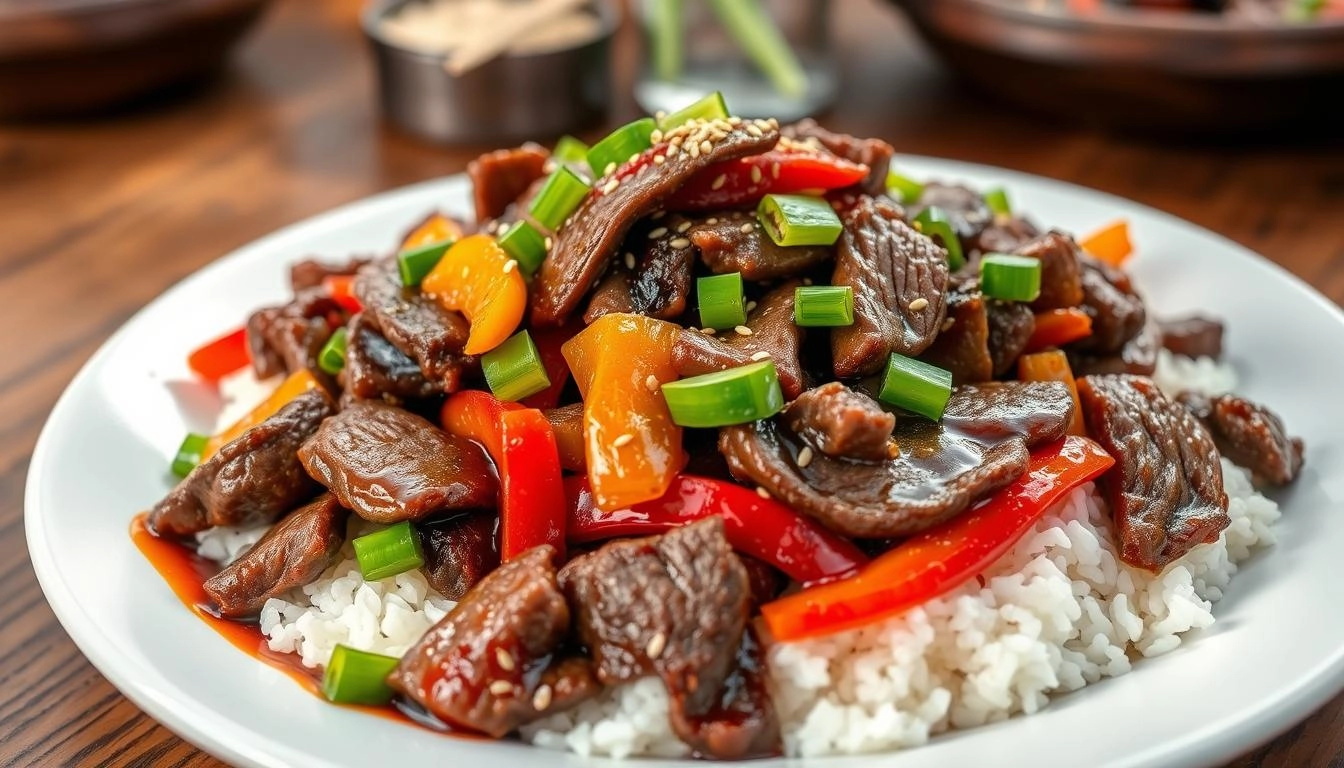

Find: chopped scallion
[171,433,209,478]
[984,187,1012,217]
[697,272,747,330]
[980,253,1042,302]
[587,118,657,179]
[352,521,424,581]
[878,353,953,421]
[886,170,925,204]
[551,135,590,165]
[528,167,591,232]
[913,207,966,271]
[661,361,783,428]
[793,285,854,327]
[398,238,453,287]
[482,330,551,402]
[322,644,401,706]
[660,91,730,131]
[497,220,548,277]
[318,327,348,376]
[756,194,843,247]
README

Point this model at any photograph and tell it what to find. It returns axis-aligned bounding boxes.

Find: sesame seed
[746,124,763,137]
[909,297,929,311]
[542,160,557,174]
[797,446,815,468]
[728,116,742,125]
[625,252,636,270]
[544,236,553,250]
[700,326,716,335]
[750,166,763,184]
[532,684,553,711]
[489,680,514,696]
[604,162,616,176]
[745,301,757,312]
[613,433,634,448]
[670,135,683,146]
[710,174,727,190]
[648,226,668,239]
[655,110,667,120]
[913,221,923,232]
[750,350,771,361]
[803,278,813,285]
[887,441,902,459]
[756,486,771,499]
[734,325,753,337]
[628,152,641,164]
[677,221,692,233]
[503,260,517,274]
[706,217,718,225]
[942,318,956,331]
[646,632,667,660]
[652,210,666,219]
[689,142,700,159]
[740,222,755,234]
[496,648,516,671]
[653,155,666,165]
[771,162,781,179]
[645,374,660,391]
[669,237,691,249]
[699,140,713,155]
[650,129,663,143]
[603,179,620,194]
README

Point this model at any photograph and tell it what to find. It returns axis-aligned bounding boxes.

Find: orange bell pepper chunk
[562,314,686,510]
[1017,350,1086,437]
[401,212,464,251]
[202,369,321,461]
[1024,308,1093,353]
[421,234,527,355]
[1079,220,1132,268]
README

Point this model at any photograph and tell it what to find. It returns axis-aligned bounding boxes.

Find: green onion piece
[980,253,1042,303]
[878,353,953,421]
[497,220,548,277]
[707,0,807,98]
[528,167,591,232]
[793,285,854,327]
[551,135,590,165]
[661,361,784,428]
[397,238,453,288]
[322,645,401,706]
[756,194,843,247]
[586,118,657,179]
[660,91,730,131]
[171,433,209,478]
[697,272,747,330]
[650,0,684,81]
[318,327,349,376]
[984,187,1012,218]
[913,206,966,271]
[482,330,551,402]
[352,521,424,581]
[886,170,925,204]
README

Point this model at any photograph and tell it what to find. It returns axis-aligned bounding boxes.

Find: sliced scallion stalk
[171,433,209,478]
[398,238,453,288]
[793,285,854,327]
[587,118,657,179]
[984,187,1012,218]
[661,361,783,428]
[660,91,730,131]
[886,170,925,204]
[913,206,966,271]
[980,253,1042,302]
[322,645,401,706]
[697,272,747,330]
[317,327,348,376]
[352,521,424,581]
[707,0,807,98]
[497,220,548,277]
[528,167,591,232]
[878,353,953,421]
[551,135,590,165]
[482,330,551,402]
[756,194,843,247]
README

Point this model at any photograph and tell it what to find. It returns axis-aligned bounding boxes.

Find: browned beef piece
[531,121,779,327]
[909,182,993,245]
[1073,257,1146,354]
[670,280,807,399]
[986,300,1036,377]
[201,493,346,618]
[298,401,496,524]
[559,519,776,759]
[626,216,697,320]
[583,268,635,323]
[920,286,993,385]
[782,118,892,197]
[389,546,598,737]
[354,258,474,389]
[972,216,1040,256]
[1072,319,1160,376]
[420,513,499,601]
[670,627,780,760]
[468,143,549,224]
[1015,231,1085,311]
[783,382,895,461]
[720,382,1073,538]
[289,256,371,292]
[1160,315,1224,360]
[246,288,342,379]
[342,313,443,402]
[831,196,949,378]
[691,210,831,280]
[149,389,335,537]
[1178,391,1304,486]
[1077,375,1229,571]
[738,556,784,607]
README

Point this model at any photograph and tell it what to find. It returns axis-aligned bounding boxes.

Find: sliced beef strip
[201,493,346,618]
[531,121,779,327]
[1072,318,1160,377]
[289,256,372,292]
[149,389,335,537]
[1014,231,1085,311]
[1159,315,1224,360]
[670,280,807,399]
[354,257,474,389]
[342,313,443,402]
[831,195,949,378]
[783,382,895,462]
[420,513,500,601]
[468,143,550,224]
[972,216,1040,256]
[389,546,598,737]
[298,401,497,524]
[691,210,831,281]
[246,288,342,379]
[986,299,1036,377]
[559,518,776,760]
[1177,391,1304,486]
[669,627,780,760]
[1077,375,1229,571]
[919,286,993,385]
[782,118,893,196]
[908,182,994,245]
[1072,256,1146,355]
[583,267,635,323]
[721,382,1074,538]
[626,216,697,320]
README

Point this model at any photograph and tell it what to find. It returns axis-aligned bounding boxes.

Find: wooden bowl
[0,0,272,120]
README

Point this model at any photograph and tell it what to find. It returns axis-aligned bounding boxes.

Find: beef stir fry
[154,95,1303,760]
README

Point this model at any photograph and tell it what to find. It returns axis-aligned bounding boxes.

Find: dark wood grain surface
[3,0,1342,766]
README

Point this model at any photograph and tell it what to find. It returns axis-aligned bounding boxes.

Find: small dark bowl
[0,0,272,121]
[893,0,1344,135]
[362,0,616,145]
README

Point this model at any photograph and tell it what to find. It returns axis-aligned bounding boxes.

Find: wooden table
[3,0,1342,765]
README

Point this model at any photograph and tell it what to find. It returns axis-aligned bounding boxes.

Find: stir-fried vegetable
[878,353,953,421]
[322,645,401,705]
[668,150,868,211]
[171,433,209,478]
[528,167,591,231]
[496,220,548,278]
[587,118,657,178]
[401,212,464,251]
[551,135,590,165]
[482,330,551,402]
[757,193,844,247]
[696,272,747,330]
[761,435,1115,641]
[203,368,321,460]
[793,285,854,327]
[518,324,576,410]
[498,409,566,561]
[984,187,1012,218]
[912,206,966,271]
[660,91,730,131]
[1025,308,1094,352]
[1080,220,1133,267]
[440,389,519,456]
[661,361,784,428]
[885,168,924,204]
[322,275,362,314]
[421,234,527,355]
[187,327,250,383]
[317,327,348,376]
[980,253,1042,302]
[1018,350,1086,437]
[353,521,425,580]
[398,239,453,288]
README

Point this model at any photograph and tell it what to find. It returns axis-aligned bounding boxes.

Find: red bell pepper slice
[519,323,578,411]
[322,275,363,314]
[440,390,522,458]
[566,473,869,587]
[187,327,250,382]
[664,150,870,211]
[760,435,1115,642]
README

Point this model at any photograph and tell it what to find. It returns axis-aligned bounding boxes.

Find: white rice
[196,354,1282,758]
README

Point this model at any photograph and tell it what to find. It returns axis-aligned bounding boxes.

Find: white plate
[26,160,1344,768]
